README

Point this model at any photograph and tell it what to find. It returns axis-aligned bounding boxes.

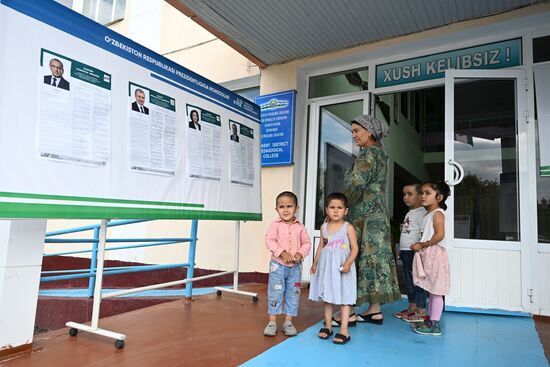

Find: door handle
[446,159,464,186]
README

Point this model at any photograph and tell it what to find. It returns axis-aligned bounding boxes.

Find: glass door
[444,69,531,311]
[303,94,369,281]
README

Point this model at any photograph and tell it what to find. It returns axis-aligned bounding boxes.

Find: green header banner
[201,109,221,126]
[150,90,176,111]
[230,120,254,139]
[71,61,111,90]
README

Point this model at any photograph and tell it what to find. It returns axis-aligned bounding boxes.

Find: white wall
[0,220,47,350]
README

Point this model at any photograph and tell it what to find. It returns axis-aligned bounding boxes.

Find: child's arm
[310,228,325,274]
[265,222,291,262]
[411,211,445,251]
[294,225,312,262]
[341,224,359,273]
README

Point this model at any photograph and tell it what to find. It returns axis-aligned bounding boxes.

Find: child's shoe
[394,309,414,319]
[282,320,298,336]
[412,320,441,336]
[263,321,277,336]
[402,312,428,323]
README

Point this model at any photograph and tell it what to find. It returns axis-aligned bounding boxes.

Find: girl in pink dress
[411,181,451,336]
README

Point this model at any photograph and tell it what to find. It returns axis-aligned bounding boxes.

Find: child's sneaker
[282,320,298,336]
[412,320,441,336]
[263,321,277,336]
[393,309,414,319]
[402,312,428,323]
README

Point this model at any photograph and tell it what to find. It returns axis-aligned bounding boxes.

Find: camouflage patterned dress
[344,145,401,305]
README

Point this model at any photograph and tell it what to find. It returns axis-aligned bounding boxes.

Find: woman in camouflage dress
[343,115,401,324]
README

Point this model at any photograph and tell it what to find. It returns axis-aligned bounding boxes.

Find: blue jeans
[267,260,302,317]
[400,250,427,308]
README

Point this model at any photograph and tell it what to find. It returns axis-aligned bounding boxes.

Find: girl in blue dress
[309,193,359,344]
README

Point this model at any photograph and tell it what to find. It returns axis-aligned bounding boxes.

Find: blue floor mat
[243,299,548,367]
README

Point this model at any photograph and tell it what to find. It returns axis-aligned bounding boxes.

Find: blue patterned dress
[309,222,357,305]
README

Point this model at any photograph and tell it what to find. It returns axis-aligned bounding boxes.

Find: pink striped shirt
[265,217,311,267]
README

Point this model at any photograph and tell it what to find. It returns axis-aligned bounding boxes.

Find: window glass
[314,100,362,229]
[452,79,519,241]
[536,125,550,243]
[309,68,368,99]
[533,35,550,64]
[82,0,126,25]
[55,0,73,8]
[534,62,550,243]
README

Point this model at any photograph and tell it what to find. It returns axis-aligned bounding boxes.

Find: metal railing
[41,219,198,298]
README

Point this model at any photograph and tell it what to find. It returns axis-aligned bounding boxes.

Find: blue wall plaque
[255,90,296,166]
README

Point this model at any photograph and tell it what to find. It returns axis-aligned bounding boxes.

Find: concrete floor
[2,284,549,367]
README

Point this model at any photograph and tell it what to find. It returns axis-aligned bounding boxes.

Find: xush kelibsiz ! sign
[376,38,522,88]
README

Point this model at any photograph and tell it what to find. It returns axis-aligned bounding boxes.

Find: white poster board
[0,0,262,220]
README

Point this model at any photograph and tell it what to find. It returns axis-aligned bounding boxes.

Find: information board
[255,90,295,167]
[0,0,262,220]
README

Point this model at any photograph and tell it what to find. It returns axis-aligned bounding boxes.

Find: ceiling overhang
[167,0,546,67]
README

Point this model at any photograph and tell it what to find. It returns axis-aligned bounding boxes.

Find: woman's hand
[340,263,351,273]
[310,264,316,274]
[294,252,303,263]
[410,242,423,252]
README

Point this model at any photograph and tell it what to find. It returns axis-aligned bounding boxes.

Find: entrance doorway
[374,86,446,295]
[445,69,530,311]
[304,69,530,312]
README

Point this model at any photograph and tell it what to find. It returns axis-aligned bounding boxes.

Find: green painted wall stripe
[0,202,262,221]
[0,192,203,208]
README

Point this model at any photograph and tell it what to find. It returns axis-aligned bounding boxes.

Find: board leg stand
[215,221,258,302]
[65,219,127,349]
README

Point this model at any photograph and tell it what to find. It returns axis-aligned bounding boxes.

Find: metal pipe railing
[41,219,197,298]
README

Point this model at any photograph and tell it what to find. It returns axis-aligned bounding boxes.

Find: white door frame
[444,68,532,312]
[303,92,370,281]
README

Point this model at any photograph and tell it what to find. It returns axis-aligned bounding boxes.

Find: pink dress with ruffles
[412,208,450,296]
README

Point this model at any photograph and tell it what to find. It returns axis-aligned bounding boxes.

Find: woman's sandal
[318,328,333,339]
[356,312,384,325]
[329,315,357,327]
[333,333,351,345]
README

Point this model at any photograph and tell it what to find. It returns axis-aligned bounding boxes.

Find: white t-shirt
[399,206,426,250]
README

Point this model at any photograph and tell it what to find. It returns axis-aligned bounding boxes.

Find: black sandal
[333,333,351,344]
[356,312,384,325]
[329,315,357,327]
[318,328,333,339]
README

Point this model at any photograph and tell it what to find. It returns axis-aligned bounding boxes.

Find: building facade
[55,1,550,316]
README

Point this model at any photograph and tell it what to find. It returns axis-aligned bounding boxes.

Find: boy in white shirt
[394,184,427,323]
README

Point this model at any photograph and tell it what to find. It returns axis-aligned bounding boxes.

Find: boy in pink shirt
[263,191,311,337]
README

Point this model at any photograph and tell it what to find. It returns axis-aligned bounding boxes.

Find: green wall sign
[376,38,522,88]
